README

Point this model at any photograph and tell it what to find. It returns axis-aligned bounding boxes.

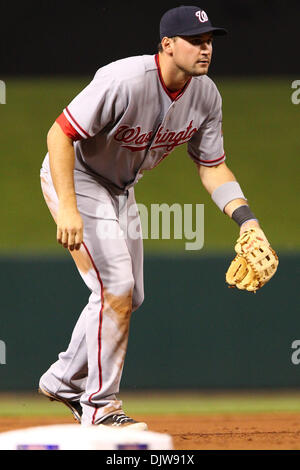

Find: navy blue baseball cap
[159,5,227,40]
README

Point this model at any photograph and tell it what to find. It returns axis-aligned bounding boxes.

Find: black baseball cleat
[38,385,82,423]
[98,413,148,431]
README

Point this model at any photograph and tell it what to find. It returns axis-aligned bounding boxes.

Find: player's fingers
[68,230,76,251]
[61,229,69,248]
[57,227,63,245]
[74,229,83,251]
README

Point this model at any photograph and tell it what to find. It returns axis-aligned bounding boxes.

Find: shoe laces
[112,413,134,424]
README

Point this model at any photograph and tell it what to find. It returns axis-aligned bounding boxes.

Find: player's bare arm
[198,161,278,291]
[47,122,83,251]
[197,162,259,234]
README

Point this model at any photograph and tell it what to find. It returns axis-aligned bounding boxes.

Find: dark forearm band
[231,205,258,227]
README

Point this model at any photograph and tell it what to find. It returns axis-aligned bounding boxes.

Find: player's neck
[158,52,190,92]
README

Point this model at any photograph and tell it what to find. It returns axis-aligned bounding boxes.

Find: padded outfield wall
[0,254,298,391]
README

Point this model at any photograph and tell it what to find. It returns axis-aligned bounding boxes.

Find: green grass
[1,76,299,254]
[1,391,300,417]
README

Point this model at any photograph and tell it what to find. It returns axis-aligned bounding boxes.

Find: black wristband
[231,205,258,227]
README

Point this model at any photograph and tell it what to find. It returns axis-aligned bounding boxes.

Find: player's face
[171,33,213,76]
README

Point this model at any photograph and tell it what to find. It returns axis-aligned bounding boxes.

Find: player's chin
[191,63,210,76]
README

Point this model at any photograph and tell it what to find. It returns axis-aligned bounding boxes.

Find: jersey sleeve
[56,112,83,141]
[187,87,226,166]
[61,68,125,140]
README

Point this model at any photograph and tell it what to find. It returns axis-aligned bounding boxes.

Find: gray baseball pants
[39,167,144,425]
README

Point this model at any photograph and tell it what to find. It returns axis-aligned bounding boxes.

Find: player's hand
[239,219,269,245]
[239,218,260,235]
[56,206,84,251]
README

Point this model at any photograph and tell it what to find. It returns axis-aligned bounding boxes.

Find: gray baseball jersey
[40,53,226,425]
[43,54,225,193]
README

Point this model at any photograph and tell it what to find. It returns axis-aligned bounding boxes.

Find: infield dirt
[1,413,300,450]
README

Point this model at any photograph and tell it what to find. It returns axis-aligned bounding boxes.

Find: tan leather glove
[226,227,279,292]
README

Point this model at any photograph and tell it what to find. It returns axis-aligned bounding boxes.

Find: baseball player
[38,6,278,428]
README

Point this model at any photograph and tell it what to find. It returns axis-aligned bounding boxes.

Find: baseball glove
[226,227,279,292]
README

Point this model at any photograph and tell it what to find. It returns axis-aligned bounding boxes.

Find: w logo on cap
[195,10,208,23]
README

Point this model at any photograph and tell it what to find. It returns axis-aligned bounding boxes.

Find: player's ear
[161,36,175,55]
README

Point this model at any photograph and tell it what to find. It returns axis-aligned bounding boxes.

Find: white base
[0,424,173,450]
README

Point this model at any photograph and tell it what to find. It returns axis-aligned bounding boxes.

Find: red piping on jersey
[155,54,192,101]
[82,241,104,424]
[56,113,83,141]
[65,107,91,139]
[197,153,226,165]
